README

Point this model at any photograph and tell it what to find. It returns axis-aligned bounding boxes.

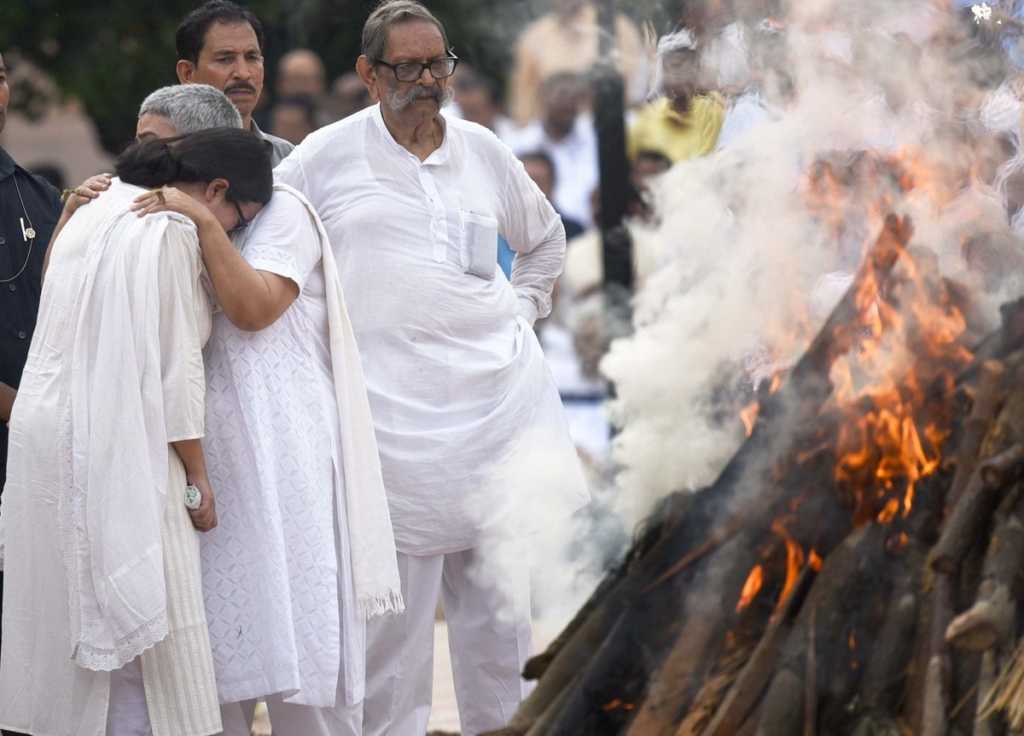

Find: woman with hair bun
[0,127,271,736]
[131,122,403,732]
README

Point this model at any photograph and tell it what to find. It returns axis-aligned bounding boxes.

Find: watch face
[184,484,202,510]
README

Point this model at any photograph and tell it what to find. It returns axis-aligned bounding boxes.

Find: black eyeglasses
[375,54,459,83]
[228,200,252,236]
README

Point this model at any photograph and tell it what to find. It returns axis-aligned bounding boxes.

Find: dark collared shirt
[252,119,294,167]
[0,146,61,488]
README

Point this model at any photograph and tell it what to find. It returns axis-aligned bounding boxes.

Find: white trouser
[362,548,532,736]
[220,696,362,736]
[107,658,152,736]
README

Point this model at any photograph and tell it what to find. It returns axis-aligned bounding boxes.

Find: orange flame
[736,565,764,613]
[740,402,760,437]
[779,537,805,606]
[827,212,971,527]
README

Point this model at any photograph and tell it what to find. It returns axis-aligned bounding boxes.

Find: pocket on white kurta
[460,211,498,281]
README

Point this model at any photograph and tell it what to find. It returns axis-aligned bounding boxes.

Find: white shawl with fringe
[279,182,404,617]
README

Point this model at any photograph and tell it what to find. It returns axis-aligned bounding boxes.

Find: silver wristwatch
[184,483,202,511]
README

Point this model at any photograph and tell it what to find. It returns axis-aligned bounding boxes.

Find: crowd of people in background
[11,0,1024,489]
[14,0,1007,466]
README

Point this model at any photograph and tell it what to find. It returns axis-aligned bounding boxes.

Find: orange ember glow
[779,537,805,606]
[770,519,807,609]
[736,565,765,613]
[809,550,824,571]
[741,402,760,437]
[602,699,635,712]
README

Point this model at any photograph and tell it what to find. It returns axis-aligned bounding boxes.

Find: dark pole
[593,0,634,301]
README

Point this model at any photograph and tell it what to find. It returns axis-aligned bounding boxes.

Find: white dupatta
[276,183,404,618]
[64,204,193,670]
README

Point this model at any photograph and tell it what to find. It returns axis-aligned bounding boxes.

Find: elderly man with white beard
[274,2,589,734]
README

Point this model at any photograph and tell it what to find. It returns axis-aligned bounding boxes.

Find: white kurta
[200,187,364,708]
[275,104,589,556]
[0,180,219,736]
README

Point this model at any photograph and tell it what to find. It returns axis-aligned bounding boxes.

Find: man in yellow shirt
[629,30,725,163]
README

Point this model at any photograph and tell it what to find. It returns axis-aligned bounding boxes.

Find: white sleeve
[242,194,321,290]
[158,221,207,442]
[498,147,566,324]
[274,147,311,198]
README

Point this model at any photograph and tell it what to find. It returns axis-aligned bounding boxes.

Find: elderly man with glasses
[276,2,589,734]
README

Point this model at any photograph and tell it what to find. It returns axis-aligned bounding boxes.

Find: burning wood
[483,207,1024,735]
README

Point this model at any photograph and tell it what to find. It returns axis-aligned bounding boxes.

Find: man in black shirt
[0,54,62,734]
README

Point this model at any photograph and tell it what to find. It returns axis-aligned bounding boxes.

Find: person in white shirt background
[510,71,599,229]
[274,1,589,734]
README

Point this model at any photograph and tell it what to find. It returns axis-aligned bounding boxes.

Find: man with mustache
[175,0,293,165]
[0,54,62,736]
[275,2,589,734]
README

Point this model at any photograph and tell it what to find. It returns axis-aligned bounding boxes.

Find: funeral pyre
[486,148,1024,734]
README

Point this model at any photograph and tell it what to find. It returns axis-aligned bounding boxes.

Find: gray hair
[138,84,242,134]
[361,0,449,62]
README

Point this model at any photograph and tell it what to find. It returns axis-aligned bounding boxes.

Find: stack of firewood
[485,216,1024,736]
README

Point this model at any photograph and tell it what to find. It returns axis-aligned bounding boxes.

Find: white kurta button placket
[417,167,448,263]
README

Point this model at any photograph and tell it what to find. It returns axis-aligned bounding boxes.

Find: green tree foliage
[1,0,670,155]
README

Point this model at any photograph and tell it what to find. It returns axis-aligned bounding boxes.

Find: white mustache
[386,85,452,112]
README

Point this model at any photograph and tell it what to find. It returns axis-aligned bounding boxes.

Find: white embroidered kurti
[200,186,365,708]
[275,104,590,556]
[0,180,220,736]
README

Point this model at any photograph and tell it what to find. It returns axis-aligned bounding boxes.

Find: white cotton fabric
[275,104,590,557]
[0,179,220,736]
[508,114,600,228]
[200,184,400,709]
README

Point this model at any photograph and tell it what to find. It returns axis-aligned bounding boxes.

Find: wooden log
[803,607,817,736]
[929,443,1024,575]
[501,606,622,734]
[524,491,692,681]
[947,482,1024,652]
[946,360,1005,507]
[674,647,751,736]
[508,494,700,731]
[701,569,816,736]
[920,574,954,736]
[757,526,889,735]
[521,673,583,736]
[754,669,804,736]
[980,443,1024,489]
[860,550,923,713]
[623,531,765,736]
